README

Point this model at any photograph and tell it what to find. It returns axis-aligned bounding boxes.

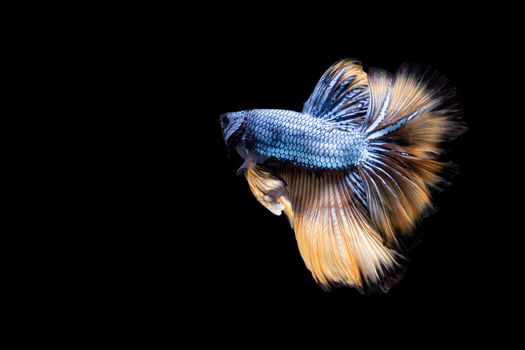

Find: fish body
[223,109,367,169]
[221,59,465,293]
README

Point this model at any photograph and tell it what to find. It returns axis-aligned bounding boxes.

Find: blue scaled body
[246,109,367,169]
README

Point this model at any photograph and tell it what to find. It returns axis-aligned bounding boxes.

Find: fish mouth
[223,125,245,152]
[222,118,245,147]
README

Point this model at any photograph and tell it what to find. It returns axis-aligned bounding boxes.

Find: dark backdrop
[104,16,508,341]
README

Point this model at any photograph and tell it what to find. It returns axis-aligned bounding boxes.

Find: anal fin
[278,169,400,291]
[245,165,401,292]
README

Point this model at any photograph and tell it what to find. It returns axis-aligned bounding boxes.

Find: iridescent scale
[247,109,367,170]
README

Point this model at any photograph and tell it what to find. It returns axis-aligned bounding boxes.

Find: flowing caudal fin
[359,63,466,243]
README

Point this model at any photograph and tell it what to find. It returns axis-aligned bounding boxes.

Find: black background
[98,13,512,340]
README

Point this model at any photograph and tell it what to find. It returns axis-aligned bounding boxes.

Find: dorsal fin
[303,59,369,126]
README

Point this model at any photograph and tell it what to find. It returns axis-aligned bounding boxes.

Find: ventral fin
[245,166,294,227]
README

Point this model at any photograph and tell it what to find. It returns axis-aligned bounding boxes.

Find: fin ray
[359,63,466,241]
[279,169,399,291]
[303,59,369,126]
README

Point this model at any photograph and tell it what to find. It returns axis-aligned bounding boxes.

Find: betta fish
[221,59,465,293]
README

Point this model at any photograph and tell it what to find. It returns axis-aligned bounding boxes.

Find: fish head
[220,111,246,146]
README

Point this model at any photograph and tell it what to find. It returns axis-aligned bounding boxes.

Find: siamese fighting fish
[220,59,465,293]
